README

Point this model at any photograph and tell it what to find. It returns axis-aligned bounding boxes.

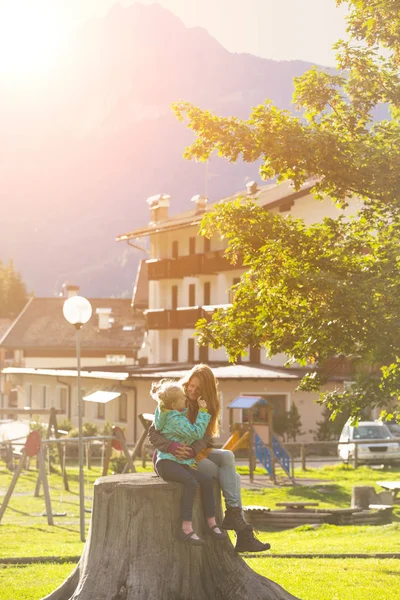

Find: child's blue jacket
[154,406,211,466]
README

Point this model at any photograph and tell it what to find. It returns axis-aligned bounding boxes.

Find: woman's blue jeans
[197,449,242,508]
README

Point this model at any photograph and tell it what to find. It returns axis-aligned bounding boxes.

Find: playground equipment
[0,429,54,525]
[223,396,294,483]
[0,414,154,526]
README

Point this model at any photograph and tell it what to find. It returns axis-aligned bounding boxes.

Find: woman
[148,363,270,553]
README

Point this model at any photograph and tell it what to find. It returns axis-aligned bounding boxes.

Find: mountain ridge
[1,2,318,297]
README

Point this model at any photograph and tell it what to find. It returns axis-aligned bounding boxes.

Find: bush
[110,454,127,474]
[313,406,350,442]
[274,403,304,442]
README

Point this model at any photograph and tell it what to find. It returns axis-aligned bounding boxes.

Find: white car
[338,421,400,466]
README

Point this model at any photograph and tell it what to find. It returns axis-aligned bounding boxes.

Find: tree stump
[42,473,300,600]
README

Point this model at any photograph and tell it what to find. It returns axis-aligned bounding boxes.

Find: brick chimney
[63,284,80,298]
[147,194,170,223]
[246,181,258,195]
[191,194,208,214]
[96,308,112,330]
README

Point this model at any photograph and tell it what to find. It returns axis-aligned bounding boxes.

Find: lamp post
[63,295,92,542]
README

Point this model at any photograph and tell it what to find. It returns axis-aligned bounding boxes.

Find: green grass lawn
[249,557,400,600]
[1,460,400,599]
[0,558,399,600]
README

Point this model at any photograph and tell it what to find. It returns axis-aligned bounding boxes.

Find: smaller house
[0,286,145,418]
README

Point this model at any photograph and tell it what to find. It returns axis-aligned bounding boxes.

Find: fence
[282,437,400,470]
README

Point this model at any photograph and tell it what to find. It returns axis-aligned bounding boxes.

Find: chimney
[147,194,170,223]
[96,308,112,330]
[246,181,258,195]
[191,194,208,214]
[63,284,80,298]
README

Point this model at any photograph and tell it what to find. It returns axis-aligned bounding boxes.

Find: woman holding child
[149,363,271,553]
[151,378,227,546]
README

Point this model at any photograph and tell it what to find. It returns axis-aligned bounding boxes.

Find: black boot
[235,528,271,553]
[221,507,252,532]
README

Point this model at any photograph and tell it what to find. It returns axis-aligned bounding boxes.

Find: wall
[3,373,137,441]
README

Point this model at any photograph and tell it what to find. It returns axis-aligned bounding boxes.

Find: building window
[172,285,178,309]
[204,237,211,253]
[199,344,208,363]
[203,282,211,305]
[172,241,179,259]
[119,393,128,422]
[97,403,105,419]
[9,388,18,408]
[242,395,287,425]
[25,383,33,408]
[188,338,195,363]
[172,338,179,362]
[189,237,196,255]
[42,385,48,409]
[59,388,68,414]
[189,284,196,306]
[229,277,241,303]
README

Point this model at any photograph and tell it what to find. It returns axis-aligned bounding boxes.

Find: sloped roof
[131,259,148,310]
[228,396,266,409]
[0,297,144,351]
[124,363,301,380]
[2,363,300,381]
[116,180,315,241]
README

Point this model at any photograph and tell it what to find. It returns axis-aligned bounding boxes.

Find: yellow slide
[222,430,240,451]
[223,430,250,453]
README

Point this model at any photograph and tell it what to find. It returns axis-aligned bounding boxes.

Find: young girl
[151,378,227,546]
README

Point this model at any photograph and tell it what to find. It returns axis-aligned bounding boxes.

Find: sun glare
[0,1,62,75]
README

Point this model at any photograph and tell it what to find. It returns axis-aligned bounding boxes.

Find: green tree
[313,405,350,442]
[0,259,29,318]
[173,0,400,422]
[286,403,304,442]
[273,404,304,442]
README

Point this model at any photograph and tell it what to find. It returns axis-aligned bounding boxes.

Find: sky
[0,0,349,73]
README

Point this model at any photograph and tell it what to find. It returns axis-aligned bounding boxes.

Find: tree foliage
[0,259,29,319]
[174,1,400,421]
[274,403,304,443]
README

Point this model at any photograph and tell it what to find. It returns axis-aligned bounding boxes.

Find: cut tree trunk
[42,473,301,600]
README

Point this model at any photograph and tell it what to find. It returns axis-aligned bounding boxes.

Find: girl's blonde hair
[181,364,220,436]
[150,378,184,409]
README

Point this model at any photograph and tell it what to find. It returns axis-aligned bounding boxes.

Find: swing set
[0,411,154,525]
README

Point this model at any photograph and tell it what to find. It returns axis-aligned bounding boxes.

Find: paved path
[239,474,330,489]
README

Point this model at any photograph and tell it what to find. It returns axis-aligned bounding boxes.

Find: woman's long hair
[181,364,220,437]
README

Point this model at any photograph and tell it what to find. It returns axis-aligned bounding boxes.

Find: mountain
[0,2,317,297]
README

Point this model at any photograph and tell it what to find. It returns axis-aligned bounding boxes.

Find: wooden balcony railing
[201,251,241,274]
[145,306,220,330]
[146,251,242,280]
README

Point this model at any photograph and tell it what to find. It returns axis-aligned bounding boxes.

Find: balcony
[146,251,242,280]
[201,250,242,274]
[146,306,213,330]
[169,254,203,278]
[145,309,171,330]
[147,259,172,280]
[174,307,203,329]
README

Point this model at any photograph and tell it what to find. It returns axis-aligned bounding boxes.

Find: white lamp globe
[63,296,92,326]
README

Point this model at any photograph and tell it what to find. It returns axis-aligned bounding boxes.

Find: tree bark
[42,473,301,600]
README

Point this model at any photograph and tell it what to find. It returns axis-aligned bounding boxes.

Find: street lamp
[63,295,92,542]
